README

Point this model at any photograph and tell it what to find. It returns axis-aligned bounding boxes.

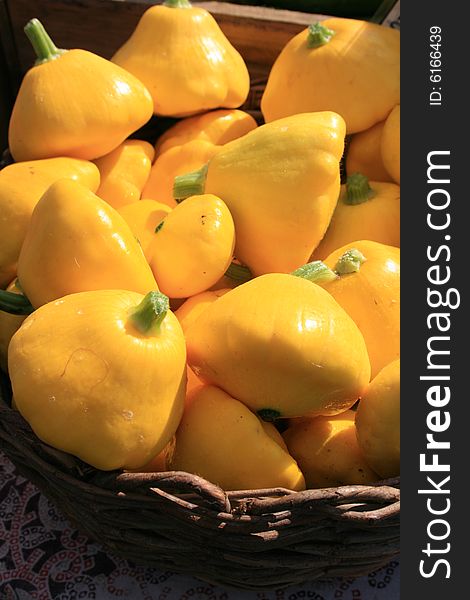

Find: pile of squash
[0,0,400,492]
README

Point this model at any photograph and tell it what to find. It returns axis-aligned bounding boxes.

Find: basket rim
[0,370,400,590]
[0,371,400,519]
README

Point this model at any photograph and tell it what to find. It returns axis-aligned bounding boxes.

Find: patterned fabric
[0,452,399,599]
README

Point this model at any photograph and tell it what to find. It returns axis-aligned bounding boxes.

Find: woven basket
[0,371,399,590]
[0,3,399,589]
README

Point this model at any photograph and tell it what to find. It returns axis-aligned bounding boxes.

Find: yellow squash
[143,139,219,208]
[209,261,251,291]
[150,194,235,298]
[0,280,28,373]
[0,157,100,288]
[346,120,393,182]
[9,19,153,162]
[381,105,400,184]
[133,437,175,473]
[321,241,400,378]
[130,360,205,475]
[261,18,400,134]
[170,285,228,414]
[168,385,306,491]
[174,112,346,276]
[154,109,257,156]
[175,288,230,333]
[94,140,155,209]
[209,275,239,291]
[186,365,204,398]
[17,178,158,308]
[311,173,400,260]
[112,0,250,117]
[185,273,371,419]
[118,199,172,263]
[283,410,379,488]
[8,289,186,471]
[355,359,400,478]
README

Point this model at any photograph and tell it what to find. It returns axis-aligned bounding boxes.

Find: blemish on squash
[60,347,109,392]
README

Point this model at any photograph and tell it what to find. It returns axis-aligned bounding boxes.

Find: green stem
[24,18,66,65]
[128,291,169,334]
[163,0,192,7]
[334,248,367,275]
[345,173,376,205]
[307,22,335,48]
[225,262,253,285]
[173,164,208,202]
[292,261,338,284]
[0,290,34,316]
[257,408,282,422]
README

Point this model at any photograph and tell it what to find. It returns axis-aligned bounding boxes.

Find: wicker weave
[0,371,399,590]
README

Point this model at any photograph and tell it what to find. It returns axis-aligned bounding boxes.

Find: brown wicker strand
[0,332,399,590]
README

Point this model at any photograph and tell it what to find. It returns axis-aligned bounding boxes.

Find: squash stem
[292,261,338,284]
[129,291,169,334]
[258,409,282,422]
[335,248,367,275]
[0,290,34,316]
[24,18,66,65]
[164,0,192,7]
[345,173,376,205]
[173,164,208,202]
[307,22,335,49]
[225,262,253,284]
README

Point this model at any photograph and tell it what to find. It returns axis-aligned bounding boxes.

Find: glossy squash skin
[185,273,371,419]
[321,240,400,378]
[169,385,306,491]
[261,18,400,134]
[154,109,257,157]
[17,179,158,308]
[8,289,187,471]
[0,157,100,288]
[311,174,400,260]
[94,140,155,209]
[174,112,346,276]
[112,0,250,117]
[9,20,153,162]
